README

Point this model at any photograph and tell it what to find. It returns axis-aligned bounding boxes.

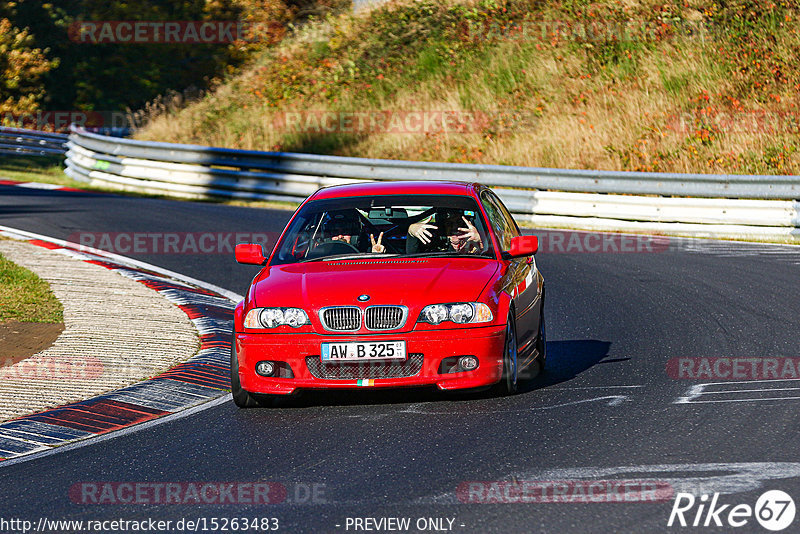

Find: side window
[480,191,519,250]
[492,191,521,239]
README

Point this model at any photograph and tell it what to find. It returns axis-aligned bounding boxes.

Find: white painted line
[0,224,244,302]
[677,396,800,404]
[525,462,800,498]
[547,385,644,390]
[416,462,800,505]
[399,395,631,415]
[0,394,231,468]
[17,182,63,190]
[535,225,800,250]
[700,386,800,395]
[674,379,800,404]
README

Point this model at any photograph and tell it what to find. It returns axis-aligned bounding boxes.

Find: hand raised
[370,232,386,253]
[408,222,438,244]
[456,216,481,243]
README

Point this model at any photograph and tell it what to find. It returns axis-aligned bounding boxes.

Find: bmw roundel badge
[358,294,370,302]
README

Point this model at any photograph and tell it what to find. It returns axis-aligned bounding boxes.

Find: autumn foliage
[0,18,57,117]
[0,0,345,118]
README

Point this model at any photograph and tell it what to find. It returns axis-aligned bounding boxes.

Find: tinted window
[480,190,520,250]
[271,194,495,264]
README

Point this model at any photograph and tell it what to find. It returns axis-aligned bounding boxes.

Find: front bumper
[235,326,506,395]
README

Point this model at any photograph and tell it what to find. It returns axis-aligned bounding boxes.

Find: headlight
[418,303,493,325]
[244,307,310,329]
[420,304,449,325]
[261,308,284,328]
[283,308,308,327]
[449,303,474,323]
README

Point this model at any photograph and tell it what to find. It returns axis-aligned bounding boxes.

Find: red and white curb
[0,224,242,463]
[0,178,86,193]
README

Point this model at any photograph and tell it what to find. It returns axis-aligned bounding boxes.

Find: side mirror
[235,243,266,265]
[507,235,538,258]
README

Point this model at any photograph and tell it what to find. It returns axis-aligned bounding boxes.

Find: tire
[494,313,518,396]
[535,301,546,371]
[230,334,263,408]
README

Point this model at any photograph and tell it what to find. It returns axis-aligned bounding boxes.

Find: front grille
[306,354,424,380]
[320,306,361,331]
[365,306,407,330]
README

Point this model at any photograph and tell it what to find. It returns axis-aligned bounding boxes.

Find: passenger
[407,210,483,254]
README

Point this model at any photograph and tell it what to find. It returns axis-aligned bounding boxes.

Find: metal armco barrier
[39,126,800,242]
[0,127,68,157]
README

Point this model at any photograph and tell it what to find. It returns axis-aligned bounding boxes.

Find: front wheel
[535,303,546,370]
[230,334,264,408]
[494,314,518,396]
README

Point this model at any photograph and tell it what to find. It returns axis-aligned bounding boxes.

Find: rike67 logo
[668,490,796,531]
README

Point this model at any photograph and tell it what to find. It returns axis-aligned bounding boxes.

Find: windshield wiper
[298,253,399,263]
[402,252,490,259]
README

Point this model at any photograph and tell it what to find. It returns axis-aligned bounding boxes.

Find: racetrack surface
[2,183,800,533]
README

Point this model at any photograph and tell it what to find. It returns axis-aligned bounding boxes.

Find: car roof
[309,180,478,200]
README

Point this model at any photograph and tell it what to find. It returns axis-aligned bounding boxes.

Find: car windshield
[271,194,495,264]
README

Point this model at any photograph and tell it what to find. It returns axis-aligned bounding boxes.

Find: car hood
[252,258,499,309]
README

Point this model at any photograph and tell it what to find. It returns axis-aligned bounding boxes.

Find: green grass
[0,250,63,323]
[0,156,72,185]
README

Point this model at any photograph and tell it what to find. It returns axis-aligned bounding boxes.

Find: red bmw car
[231,180,545,407]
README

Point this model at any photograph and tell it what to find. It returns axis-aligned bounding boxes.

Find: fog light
[255,361,275,377]
[458,356,479,371]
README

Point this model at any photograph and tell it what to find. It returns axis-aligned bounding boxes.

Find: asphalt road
[2,184,800,533]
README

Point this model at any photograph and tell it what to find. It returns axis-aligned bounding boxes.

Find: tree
[0,18,58,118]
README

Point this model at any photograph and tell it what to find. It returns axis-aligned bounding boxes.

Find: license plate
[321,341,406,361]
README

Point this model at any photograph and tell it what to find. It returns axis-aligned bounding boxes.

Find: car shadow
[517,339,612,394]
[261,339,612,409]
[442,339,613,400]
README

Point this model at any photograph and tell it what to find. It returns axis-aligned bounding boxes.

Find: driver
[317,212,386,254]
[326,215,357,245]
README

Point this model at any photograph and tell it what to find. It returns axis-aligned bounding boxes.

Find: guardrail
[12,125,790,242]
[0,127,68,157]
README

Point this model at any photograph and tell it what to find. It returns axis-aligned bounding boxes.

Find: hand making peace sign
[370,232,386,253]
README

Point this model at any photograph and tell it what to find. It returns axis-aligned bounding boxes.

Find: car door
[479,189,540,363]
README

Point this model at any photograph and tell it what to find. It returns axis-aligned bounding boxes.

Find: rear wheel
[230,334,264,408]
[494,313,518,396]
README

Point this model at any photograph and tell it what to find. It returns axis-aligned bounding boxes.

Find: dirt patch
[0,321,64,366]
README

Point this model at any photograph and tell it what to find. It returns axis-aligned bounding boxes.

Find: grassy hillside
[135,0,800,175]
